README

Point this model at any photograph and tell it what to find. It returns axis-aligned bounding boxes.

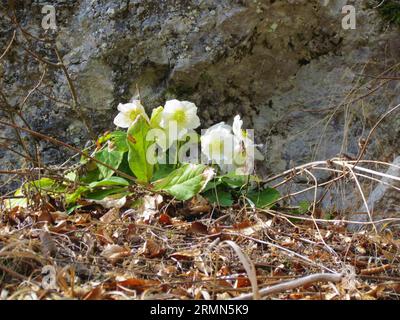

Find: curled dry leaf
[90,196,127,209]
[49,220,76,234]
[73,213,92,226]
[83,285,104,300]
[157,265,177,277]
[185,195,211,215]
[234,275,251,289]
[217,266,232,277]
[83,233,95,257]
[50,211,68,222]
[35,210,54,224]
[158,213,172,226]
[233,220,253,229]
[100,208,120,224]
[140,194,163,222]
[96,228,115,245]
[170,248,202,261]
[39,231,56,258]
[141,239,165,258]
[7,206,26,225]
[101,244,131,264]
[189,221,209,235]
[116,278,160,293]
[227,221,267,236]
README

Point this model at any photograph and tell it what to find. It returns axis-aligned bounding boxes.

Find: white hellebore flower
[113,100,149,128]
[232,115,264,174]
[160,100,201,142]
[201,122,235,167]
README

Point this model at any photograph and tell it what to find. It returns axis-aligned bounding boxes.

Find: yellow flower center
[129,110,141,121]
[172,109,186,124]
[210,140,225,156]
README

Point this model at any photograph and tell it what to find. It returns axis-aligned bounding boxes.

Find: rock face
[0,0,399,212]
[348,156,400,231]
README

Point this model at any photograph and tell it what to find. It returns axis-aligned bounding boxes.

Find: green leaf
[88,176,130,188]
[297,200,310,215]
[94,149,124,179]
[127,115,154,183]
[66,186,90,205]
[79,149,91,165]
[65,171,77,182]
[66,204,83,215]
[85,187,129,201]
[151,164,175,181]
[246,187,280,209]
[5,197,27,209]
[26,177,56,190]
[24,178,65,194]
[109,131,128,152]
[150,106,163,128]
[202,178,223,193]
[221,173,247,189]
[3,188,27,209]
[153,164,214,201]
[79,169,100,184]
[203,189,234,207]
[97,131,112,146]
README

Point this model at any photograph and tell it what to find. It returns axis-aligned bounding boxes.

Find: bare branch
[232,273,343,300]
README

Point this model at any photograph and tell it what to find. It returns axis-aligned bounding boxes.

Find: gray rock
[348,156,400,231]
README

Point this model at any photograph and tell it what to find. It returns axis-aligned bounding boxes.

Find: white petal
[201,125,235,165]
[186,114,201,129]
[204,122,232,134]
[120,100,145,112]
[232,115,243,138]
[118,102,135,113]
[177,127,189,140]
[181,101,197,113]
[113,113,132,128]
[200,135,212,157]
[162,100,200,133]
[164,99,181,113]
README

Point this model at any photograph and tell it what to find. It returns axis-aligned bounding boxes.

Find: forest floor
[1,193,400,300]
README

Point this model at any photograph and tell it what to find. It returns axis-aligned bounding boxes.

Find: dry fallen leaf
[185,195,211,215]
[139,195,163,222]
[157,265,177,277]
[140,239,165,258]
[170,248,202,261]
[101,244,131,263]
[7,206,26,225]
[49,220,76,234]
[100,208,120,224]
[96,228,115,245]
[39,230,56,258]
[233,220,253,229]
[234,275,251,288]
[116,278,160,293]
[73,213,92,226]
[83,286,104,300]
[36,210,54,224]
[226,221,266,236]
[90,196,127,209]
[189,221,209,234]
[158,213,172,226]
